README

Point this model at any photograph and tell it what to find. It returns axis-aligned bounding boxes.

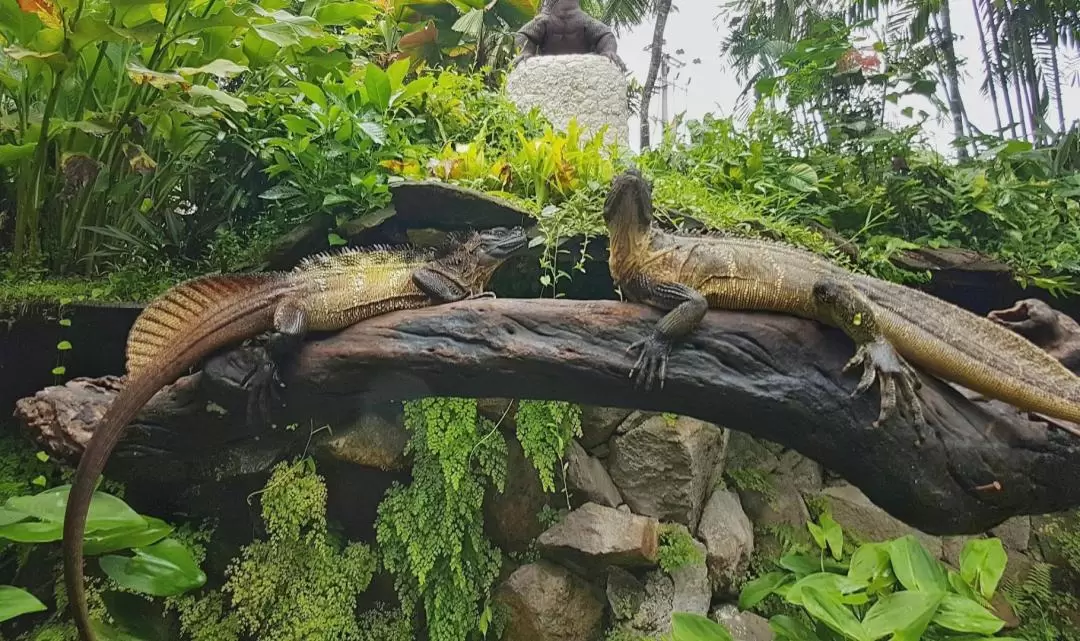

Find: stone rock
[606,567,645,621]
[578,405,633,449]
[668,538,711,618]
[696,489,754,596]
[506,54,630,148]
[1006,551,1040,589]
[606,540,710,639]
[310,403,409,471]
[820,484,943,558]
[563,440,622,508]
[485,433,552,553]
[710,604,775,641]
[262,212,334,269]
[991,516,1031,553]
[613,410,652,436]
[777,449,824,494]
[724,431,782,475]
[536,502,659,572]
[608,415,726,529]
[496,561,604,641]
[941,536,975,567]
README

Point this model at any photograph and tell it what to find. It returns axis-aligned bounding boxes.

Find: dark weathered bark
[18,299,1080,537]
[269,299,1080,535]
[638,0,671,150]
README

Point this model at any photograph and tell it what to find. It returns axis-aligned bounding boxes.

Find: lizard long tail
[64,273,288,641]
[859,276,1080,429]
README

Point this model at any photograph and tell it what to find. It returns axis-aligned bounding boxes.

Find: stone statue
[512,0,627,71]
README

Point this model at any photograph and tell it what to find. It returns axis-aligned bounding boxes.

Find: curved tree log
[263,298,1080,536]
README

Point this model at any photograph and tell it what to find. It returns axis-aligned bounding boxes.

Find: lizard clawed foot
[241,346,288,429]
[626,333,672,391]
[844,339,926,432]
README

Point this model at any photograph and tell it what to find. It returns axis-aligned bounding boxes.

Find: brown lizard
[63,226,528,641]
[603,167,1080,434]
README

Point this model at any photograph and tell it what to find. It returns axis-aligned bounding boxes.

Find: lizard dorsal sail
[124,274,280,379]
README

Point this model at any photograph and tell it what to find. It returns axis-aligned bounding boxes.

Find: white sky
[615,1,1080,156]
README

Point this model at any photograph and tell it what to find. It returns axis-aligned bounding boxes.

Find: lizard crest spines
[295,244,435,272]
[125,273,281,378]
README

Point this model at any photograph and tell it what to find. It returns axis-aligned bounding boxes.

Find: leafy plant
[514,400,582,494]
[658,524,704,574]
[738,513,1015,640]
[376,397,508,641]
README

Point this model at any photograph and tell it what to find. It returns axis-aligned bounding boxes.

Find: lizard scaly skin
[604,168,1080,436]
[63,227,528,641]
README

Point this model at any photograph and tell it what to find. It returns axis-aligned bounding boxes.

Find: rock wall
[505,54,630,149]
[485,409,1052,641]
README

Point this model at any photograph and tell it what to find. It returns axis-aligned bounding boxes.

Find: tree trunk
[638,0,672,150]
[971,0,1003,135]
[984,1,1018,138]
[1050,34,1066,132]
[935,4,970,160]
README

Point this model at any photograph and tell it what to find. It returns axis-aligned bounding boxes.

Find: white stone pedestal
[506,54,630,149]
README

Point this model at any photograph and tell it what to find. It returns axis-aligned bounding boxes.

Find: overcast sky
[614,2,1080,156]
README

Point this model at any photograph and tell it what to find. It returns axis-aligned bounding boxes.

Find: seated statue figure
[512,0,628,71]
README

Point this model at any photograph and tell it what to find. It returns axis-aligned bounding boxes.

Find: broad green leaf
[314,1,377,25]
[293,80,326,110]
[670,612,735,641]
[848,543,890,587]
[0,520,62,542]
[779,553,848,578]
[0,142,35,165]
[0,507,27,526]
[5,485,145,531]
[178,59,247,78]
[948,569,989,608]
[358,121,386,145]
[451,7,483,37]
[258,184,302,201]
[386,56,410,91]
[391,76,434,107]
[739,571,791,610]
[785,163,820,193]
[127,61,188,88]
[807,521,825,550]
[364,62,390,111]
[785,572,865,607]
[4,45,67,71]
[800,586,868,641]
[84,517,173,555]
[861,590,943,640]
[821,513,843,560]
[767,614,820,641]
[99,538,206,597]
[888,535,947,594]
[187,84,246,111]
[959,538,1007,599]
[931,593,1004,635]
[0,585,46,622]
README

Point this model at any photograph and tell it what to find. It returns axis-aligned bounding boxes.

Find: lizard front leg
[245,299,308,427]
[412,267,495,302]
[624,277,708,391]
[812,278,925,429]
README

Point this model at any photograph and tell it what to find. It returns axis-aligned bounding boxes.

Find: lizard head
[439,225,529,288]
[604,167,653,230]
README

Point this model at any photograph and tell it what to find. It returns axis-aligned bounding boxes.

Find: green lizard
[603,167,1080,434]
[63,226,528,641]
